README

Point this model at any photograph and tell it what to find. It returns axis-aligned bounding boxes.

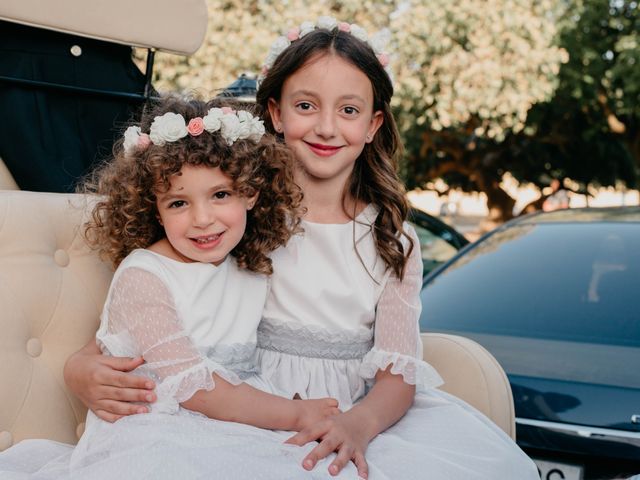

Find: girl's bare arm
[63,338,156,422]
[182,379,339,431]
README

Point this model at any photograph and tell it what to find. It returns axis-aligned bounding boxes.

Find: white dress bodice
[263,205,388,332]
[96,249,270,412]
[257,205,443,409]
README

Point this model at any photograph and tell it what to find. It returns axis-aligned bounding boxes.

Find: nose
[313,110,337,139]
[192,202,215,228]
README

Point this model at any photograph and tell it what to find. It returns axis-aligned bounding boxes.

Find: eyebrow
[157,182,232,201]
[290,90,366,104]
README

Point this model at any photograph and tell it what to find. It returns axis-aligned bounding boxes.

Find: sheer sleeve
[97,267,242,411]
[360,226,444,389]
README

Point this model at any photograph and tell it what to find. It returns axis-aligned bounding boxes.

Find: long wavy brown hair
[81,95,303,274]
[256,28,414,279]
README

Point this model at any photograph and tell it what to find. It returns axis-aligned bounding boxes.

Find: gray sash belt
[257,320,373,360]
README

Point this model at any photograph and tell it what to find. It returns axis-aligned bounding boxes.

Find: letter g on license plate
[534,458,583,480]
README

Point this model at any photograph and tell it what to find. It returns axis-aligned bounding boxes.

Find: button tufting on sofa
[26,338,43,357]
[54,249,70,267]
[0,431,13,452]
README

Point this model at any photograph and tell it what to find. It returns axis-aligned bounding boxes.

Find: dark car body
[419,207,640,480]
[408,207,469,277]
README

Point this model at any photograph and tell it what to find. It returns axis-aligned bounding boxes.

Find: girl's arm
[104,266,338,431]
[182,378,338,431]
[63,338,156,422]
[286,226,442,478]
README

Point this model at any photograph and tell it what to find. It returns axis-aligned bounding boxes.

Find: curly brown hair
[256,28,414,279]
[81,95,303,274]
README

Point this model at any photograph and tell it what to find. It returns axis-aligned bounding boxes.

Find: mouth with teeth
[190,232,223,249]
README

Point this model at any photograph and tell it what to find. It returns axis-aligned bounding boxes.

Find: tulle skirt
[0,387,538,480]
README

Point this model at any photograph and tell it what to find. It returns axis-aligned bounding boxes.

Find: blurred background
[137,0,640,238]
[2,0,637,236]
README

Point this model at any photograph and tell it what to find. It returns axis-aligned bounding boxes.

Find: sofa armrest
[421,332,516,440]
[0,159,18,190]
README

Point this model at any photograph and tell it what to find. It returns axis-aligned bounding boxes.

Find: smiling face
[155,165,257,265]
[268,54,383,191]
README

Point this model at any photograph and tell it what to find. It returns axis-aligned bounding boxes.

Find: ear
[267,98,283,133]
[365,110,384,144]
[247,192,259,210]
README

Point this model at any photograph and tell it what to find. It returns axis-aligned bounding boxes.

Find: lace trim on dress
[257,320,373,359]
[201,342,260,380]
[154,341,260,404]
[359,347,444,389]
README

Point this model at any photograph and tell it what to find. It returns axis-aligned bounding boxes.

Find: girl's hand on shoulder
[64,347,156,422]
[293,397,340,432]
[285,408,374,479]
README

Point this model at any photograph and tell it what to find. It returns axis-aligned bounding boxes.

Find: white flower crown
[259,16,393,82]
[122,107,266,155]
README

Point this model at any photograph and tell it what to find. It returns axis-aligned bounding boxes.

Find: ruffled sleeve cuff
[141,358,248,414]
[359,347,444,389]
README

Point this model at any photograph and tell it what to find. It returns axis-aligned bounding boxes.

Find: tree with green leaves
[509,0,639,196]
[144,0,639,222]
[391,0,568,221]
[394,0,639,220]
[146,0,395,95]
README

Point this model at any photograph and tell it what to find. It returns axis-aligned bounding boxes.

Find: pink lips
[190,232,223,250]
[305,141,343,157]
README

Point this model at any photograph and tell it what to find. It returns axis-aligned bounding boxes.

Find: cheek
[161,218,181,237]
[353,121,373,141]
[224,203,249,227]
[281,115,306,139]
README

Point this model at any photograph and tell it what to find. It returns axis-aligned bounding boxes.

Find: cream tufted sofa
[0,190,516,454]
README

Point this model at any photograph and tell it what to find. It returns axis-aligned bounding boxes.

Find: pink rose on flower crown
[338,22,351,32]
[138,134,151,149]
[377,53,390,67]
[287,27,300,41]
[187,117,205,136]
[221,107,234,115]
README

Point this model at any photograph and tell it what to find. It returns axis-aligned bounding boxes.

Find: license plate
[533,458,583,480]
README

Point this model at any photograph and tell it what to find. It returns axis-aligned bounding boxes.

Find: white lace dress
[1,209,539,479]
[0,250,327,479]
[254,205,540,479]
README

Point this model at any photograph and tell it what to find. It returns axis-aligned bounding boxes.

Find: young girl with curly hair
[62,19,539,480]
[0,96,342,478]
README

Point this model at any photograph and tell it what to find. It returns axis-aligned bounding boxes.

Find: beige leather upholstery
[0,190,515,452]
[0,191,113,450]
[0,0,208,55]
[0,159,18,190]
[422,333,516,439]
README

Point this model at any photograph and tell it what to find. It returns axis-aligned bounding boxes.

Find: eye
[342,106,359,115]
[168,200,186,208]
[295,102,314,111]
[213,191,231,199]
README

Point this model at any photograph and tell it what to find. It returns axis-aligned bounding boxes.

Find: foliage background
[142,0,639,220]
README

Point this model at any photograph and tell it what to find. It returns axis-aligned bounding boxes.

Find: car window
[410,221,459,276]
[420,223,640,348]
[420,222,640,388]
